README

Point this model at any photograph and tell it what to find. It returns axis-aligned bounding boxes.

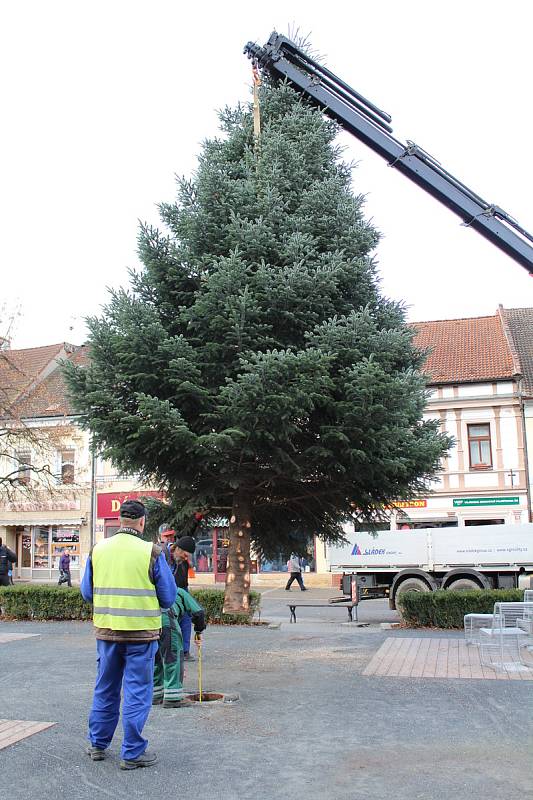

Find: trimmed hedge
[0,585,92,620]
[397,588,525,629]
[0,584,261,625]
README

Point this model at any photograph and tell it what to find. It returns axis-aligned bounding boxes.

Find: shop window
[60,450,75,484]
[104,522,120,538]
[464,519,504,526]
[15,451,32,485]
[33,527,50,568]
[402,520,458,529]
[52,527,80,567]
[467,424,492,469]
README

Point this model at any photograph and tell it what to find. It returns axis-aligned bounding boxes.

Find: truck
[328,523,533,608]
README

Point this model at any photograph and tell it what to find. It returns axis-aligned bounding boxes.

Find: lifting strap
[252,60,261,143]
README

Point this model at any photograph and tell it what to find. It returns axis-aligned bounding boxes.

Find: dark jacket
[0,545,17,576]
[59,553,70,572]
[173,558,189,590]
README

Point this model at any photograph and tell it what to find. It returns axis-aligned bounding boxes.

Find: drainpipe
[89,441,97,548]
[518,377,532,523]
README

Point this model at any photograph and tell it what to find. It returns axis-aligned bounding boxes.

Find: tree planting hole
[187,692,224,702]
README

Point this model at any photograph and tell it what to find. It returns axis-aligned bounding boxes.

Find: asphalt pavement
[1,594,532,799]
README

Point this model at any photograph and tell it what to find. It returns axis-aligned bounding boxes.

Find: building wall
[0,418,92,581]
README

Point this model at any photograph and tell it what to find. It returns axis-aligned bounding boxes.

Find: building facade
[0,343,92,582]
[502,306,533,524]
[315,310,532,577]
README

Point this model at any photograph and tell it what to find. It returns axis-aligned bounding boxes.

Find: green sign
[452,496,520,508]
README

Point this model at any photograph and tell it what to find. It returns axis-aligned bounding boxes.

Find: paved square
[0,720,56,751]
[0,633,40,644]
[362,636,533,680]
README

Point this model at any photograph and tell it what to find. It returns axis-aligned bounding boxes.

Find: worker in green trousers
[153,588,206,708]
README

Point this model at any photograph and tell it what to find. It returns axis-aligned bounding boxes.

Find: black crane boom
[244,32,533,275]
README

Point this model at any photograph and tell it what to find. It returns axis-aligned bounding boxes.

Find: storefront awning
[0,519,85,527]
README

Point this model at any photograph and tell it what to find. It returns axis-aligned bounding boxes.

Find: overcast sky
[2,0,532,349]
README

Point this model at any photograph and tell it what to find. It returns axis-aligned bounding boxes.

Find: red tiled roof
[0,343,86,418]
[502,307,533,396]
[413,314,516,385]
[0,343,65,406]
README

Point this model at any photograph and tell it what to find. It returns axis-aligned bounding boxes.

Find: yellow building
[0,343,92,581]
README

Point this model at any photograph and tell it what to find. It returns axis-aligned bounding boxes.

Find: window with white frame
[15,451,32,485]
[60,450,75,484]
[467,423,492,469]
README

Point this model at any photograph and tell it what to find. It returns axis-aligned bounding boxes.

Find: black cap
[119,500,146,520]
[176,535,196,554]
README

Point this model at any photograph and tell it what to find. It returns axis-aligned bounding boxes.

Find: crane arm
[244,32,533,275]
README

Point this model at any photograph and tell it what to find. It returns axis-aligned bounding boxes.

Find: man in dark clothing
[171,536,196,661]
[58,549,72,587]
[0,537,17,587]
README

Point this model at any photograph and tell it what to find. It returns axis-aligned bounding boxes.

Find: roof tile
[413,314,516,385]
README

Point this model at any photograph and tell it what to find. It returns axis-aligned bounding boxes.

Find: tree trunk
[223,487,252,614]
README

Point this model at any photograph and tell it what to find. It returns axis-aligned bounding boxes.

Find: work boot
[86,745,107,761]
[163,698,193,708]
[152,696,163,705]
[120,750,158,770]
[183,652,195,662]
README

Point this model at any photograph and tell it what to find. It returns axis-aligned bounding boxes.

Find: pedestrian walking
[171,536,197,661]
[58,549,72,587]
[153,587,206,708]
[285,554,307,591]
[80,500,176,770]
[0,537,17,587]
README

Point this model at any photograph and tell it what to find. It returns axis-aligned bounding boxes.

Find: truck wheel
[446,578,481,591]
[395,577,430,602]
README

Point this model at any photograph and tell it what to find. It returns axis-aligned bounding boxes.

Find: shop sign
[6,499,81,512]
[452,496,520,508]
[52,529,80,541]
[96,490,165,518]
[393,500,427,509]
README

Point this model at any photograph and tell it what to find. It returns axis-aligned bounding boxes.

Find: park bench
[287,600,358,623]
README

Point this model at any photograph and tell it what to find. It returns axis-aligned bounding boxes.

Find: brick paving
[362,636,533,680]
[0,720,56,751]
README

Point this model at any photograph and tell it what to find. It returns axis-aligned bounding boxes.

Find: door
[213,528,229,583]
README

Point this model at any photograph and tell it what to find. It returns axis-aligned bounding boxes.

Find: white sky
[2,0,532,348]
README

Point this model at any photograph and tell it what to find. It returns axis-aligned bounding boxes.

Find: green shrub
[0,584,261,625]
[190,588,261,625]
[0,585,92,620]
[397,588,525,628]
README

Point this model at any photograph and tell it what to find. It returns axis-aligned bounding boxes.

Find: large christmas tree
[65,81,451,612]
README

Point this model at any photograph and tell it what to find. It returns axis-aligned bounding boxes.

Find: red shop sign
[97,490,165,519]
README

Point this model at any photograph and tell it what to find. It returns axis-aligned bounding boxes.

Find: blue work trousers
[180,611,192,654]
[88,639,158,761]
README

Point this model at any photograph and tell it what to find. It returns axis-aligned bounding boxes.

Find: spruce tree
[64,81,451,612]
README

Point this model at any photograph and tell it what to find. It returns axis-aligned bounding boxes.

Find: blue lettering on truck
[351,543,386,556]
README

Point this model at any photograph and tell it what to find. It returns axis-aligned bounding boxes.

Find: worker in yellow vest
[81,500,176,770]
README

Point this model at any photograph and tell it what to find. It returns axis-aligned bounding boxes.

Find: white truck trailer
[329,523,533,608]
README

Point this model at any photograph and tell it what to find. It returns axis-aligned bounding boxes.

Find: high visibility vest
[92,532,161,631]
